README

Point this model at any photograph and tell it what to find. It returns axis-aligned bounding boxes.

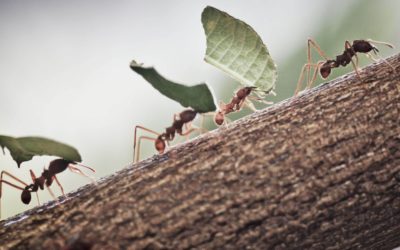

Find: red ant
[0,158,95,218]
[134,109,205,162]
[214,87,273,125]
[295,38,395,95]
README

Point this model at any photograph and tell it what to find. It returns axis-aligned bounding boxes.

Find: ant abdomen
[21,189,31,204]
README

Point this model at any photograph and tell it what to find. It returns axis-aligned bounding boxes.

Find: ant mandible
[214,87,273,125]
[134,109,204,162]
[295,38,394,95]
[0,158,95,218]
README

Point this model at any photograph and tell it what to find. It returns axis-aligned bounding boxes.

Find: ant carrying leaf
[201,6,278,125]
[0,158,95,219]
[130,61,216,162]
[0,136,92,219]
[0,135,82,167]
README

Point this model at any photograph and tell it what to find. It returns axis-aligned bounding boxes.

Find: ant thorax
[33,176,46,190]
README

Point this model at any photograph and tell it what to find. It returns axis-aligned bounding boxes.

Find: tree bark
[1,54,400,250]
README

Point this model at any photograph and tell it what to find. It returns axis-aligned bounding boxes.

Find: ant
[214,87,273,125]
[134,109,205,162]
[295,38,395,95]
[0,158,95,218]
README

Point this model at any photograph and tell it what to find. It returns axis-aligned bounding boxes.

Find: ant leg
[53,175,65,196]
[295,63,319,95]
[30,169,42,205]
[45,185,57,202]
[1,171,29,187]
[134,125,160,162]
[366,53,379,62]
[247,96,273,105]
[244,100,257,112]
[0,175,26,219]
[185,123,207,136]
[198,114,207,134]
[345,41,361,80]
[243,99,257,112]
[307,38,330,86]
[183,121,205,141]
[180,128,198,137]
[136,136,158,163]
[35,192,40,206]
[366,52,396,71]
[308,38,330,60]
[184,123,191,141]
[306,61,325,90]
[201,112,223,127]
[269,90,277,96]
[68,165,95,183]
[30,169,37,183]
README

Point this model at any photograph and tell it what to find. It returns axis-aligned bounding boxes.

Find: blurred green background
[0,0,399,219]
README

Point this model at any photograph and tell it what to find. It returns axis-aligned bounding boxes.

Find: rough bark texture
[1,54,400,250]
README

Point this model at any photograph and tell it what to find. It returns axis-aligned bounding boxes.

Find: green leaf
[0,135,82,167]
[130,61,216,113]
[202,6,277,94]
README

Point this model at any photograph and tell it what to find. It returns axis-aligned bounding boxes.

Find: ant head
[353,40,376,54]
[214,111,224,125]
[155,138,166,154]
[320,62,332,79]
[237,87,256,98]
[21,189,32,204]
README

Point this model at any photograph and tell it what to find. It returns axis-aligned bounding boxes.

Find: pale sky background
[1,0,399,220]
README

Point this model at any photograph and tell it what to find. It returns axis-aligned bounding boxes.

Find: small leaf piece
[202,6,277,94]
[0,135,82,167]
[130,61,216,113]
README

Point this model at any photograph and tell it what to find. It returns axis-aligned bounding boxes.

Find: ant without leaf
[134,109,205,162]
[295,38,395,95]
[0,158,95,218]
[214,87,273,125]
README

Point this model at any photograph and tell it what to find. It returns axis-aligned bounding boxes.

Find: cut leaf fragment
[202,6,277,95]
[0,135,82,167]
[130,61,216,113]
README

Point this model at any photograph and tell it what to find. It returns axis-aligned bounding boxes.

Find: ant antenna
[366,39,394,49]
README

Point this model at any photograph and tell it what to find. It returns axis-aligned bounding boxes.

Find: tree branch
[1,53,400,250]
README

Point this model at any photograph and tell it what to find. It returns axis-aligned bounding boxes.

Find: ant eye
[21,190,32,204]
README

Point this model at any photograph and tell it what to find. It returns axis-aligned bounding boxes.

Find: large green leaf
[130,61,216,113]
[202,6,277,95]
[0,135,82,167]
